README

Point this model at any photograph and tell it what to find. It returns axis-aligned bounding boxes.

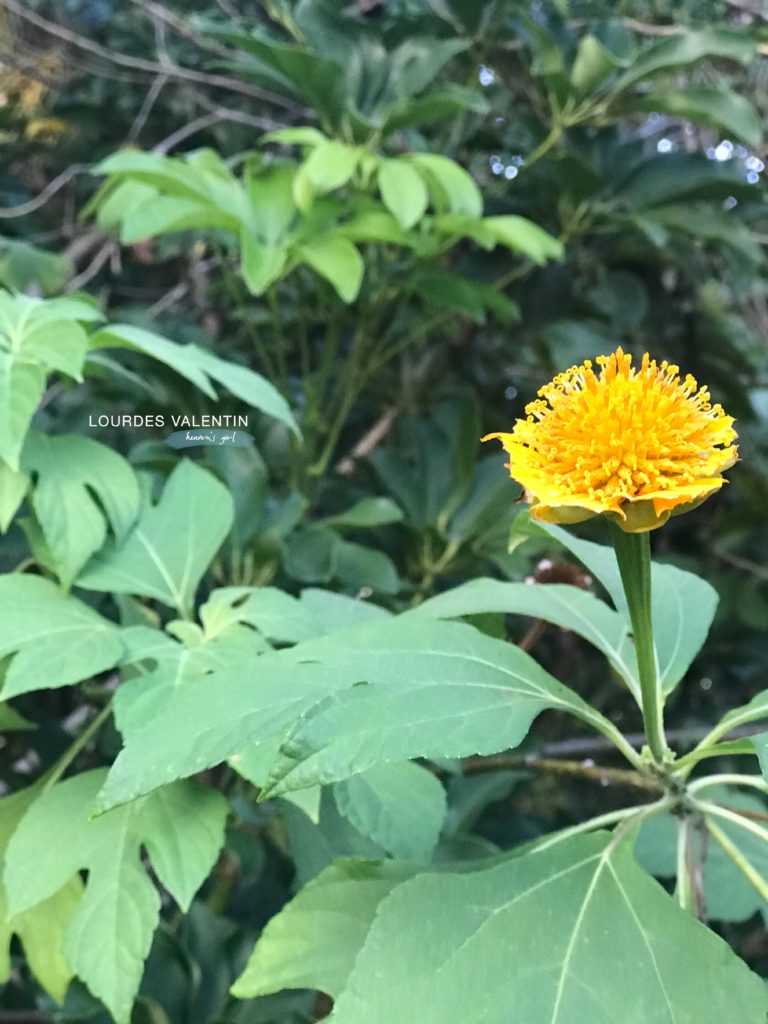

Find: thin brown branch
[0,165,89,219]
[460,754,664,792]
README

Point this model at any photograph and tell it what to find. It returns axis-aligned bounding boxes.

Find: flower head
[483,348,737,532]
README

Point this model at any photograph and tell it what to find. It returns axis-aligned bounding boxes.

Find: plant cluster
[2,2,768,1022]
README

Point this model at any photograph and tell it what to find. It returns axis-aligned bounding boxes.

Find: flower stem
[610,526,670,767]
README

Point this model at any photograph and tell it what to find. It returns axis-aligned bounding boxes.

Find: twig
[65,240,116,292]
[125,73,169,145]
[712,544,768,583]
[152,108,279,153]
[4,0,297,109]
[336,406,397,474]
[128,0,236,58]
[461,753,663,792]
[0,164,89,219]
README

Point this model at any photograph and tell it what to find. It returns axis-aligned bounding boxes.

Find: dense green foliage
[2,1,768,1022]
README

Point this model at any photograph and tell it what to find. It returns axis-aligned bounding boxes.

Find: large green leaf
[0,459,28,531]
[378,159,429,229]
[612,28,755,93]
[532,521,718,694]
[98,618,604,812]
[328,833,767,1023]
[231,859,419,1000]
[22,431,141,590]
[415,579,636,692]
[260,619,614,796]
[0,785,81,1004]
[333,761,446,862]
[4,770,228,1024]
[622,86,762,147]
[0,291,102,467]
[90,324,299,435]
[296,235,364,302]
[0,575,123,699]
[77,460,233,615]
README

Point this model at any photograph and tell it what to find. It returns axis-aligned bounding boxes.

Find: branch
[461,753,663,792]
[4,0,298,109]
[0,164,89,219]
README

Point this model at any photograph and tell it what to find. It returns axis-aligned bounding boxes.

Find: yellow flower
[483,347,737,533]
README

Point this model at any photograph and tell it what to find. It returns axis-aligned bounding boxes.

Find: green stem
[675,816,697,912]
[688,774,768,796]
[705,818,768,903]
[610,526,670,767]
[693,798,768,848]
[43,702,113,793]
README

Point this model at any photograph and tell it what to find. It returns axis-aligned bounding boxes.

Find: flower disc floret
[483,347,737,532]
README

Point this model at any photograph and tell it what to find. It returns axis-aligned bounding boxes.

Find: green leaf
[612,28,755,93]
[22,431,141,590]
[0,575,123,699]
[617,153,754,209]
[0,785,81,1003]
[378,159,429,229]
[0,703,34,730]
[623,86,762,147]
[410,269,520,324]
[320,496,403,529]
[261,619,607,797]
[334,540,400,594]
[408,154,482,218]
[571,34,622,95]
[328,833,768,1023]
[531,520,718,693]
[382,85,488,134]
[296,140,361,203]
[77,460,234,615]
[296,235,364,302]
[4,770,228,1024]
[473,216,563,264]
[334,762,446,861]
[97,618,598,812]
[0,461,28,531]
[199,586,321,645]
[0,358,46,472]
[240,232,287,296]
[231,859,418,1000]
[90,324,299,435]
[415,579,637,692]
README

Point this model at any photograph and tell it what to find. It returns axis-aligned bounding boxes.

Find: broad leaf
[260,619,612,796]
[328,833,767,1023]
[98,618,603,812]
[0,292,101,467]
[0,785,81,1003]
[333,761,446,861]
[0,461,28,531]
[416,579,637,692]
[378,159,429,229]
[90,324,299,435]
[612,28,755,93]
[532,521,718,693]
[4,770,228,1024]
[623,86,762,147]
[77,460,234,615]
[22,431,141,590]
[296,236,364,303]
[0,575,123,699]
[231,859,418,1000]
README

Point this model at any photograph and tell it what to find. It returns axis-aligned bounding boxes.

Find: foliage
[2,2,768,1023]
